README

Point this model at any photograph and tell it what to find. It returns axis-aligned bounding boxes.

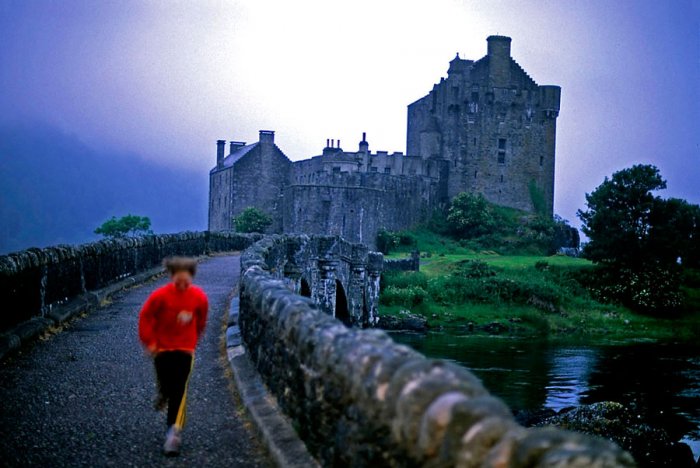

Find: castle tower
[406,35,561,216]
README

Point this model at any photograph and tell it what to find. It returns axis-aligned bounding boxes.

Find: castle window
[473,138,477,146]
[474,171,478,179]
[500,175,504,183]
[471,91,479,102]
[333,166,341,173]
[384,167,391,174]
[539,155,544,167]
[498,138,506,164]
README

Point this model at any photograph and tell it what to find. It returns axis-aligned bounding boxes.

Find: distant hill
[0,121,207,254]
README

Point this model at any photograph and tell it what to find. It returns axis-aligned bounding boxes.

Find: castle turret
[216,140,226,168]
[539,85,561,118]
[487,35,512,87]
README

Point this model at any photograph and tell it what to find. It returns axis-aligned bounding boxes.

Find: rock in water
[537,401,696,467]
[377,309,428,332]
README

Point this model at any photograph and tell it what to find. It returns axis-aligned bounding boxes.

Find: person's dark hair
[163,257,197,277]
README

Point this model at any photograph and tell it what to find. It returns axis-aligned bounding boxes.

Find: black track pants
[154,351,194,429]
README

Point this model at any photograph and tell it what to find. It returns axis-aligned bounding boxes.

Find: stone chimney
[216,140,226,168]
[230,141,246,153]
[359,132,369,154]
[486,35,512,88]
[259,130,275,145]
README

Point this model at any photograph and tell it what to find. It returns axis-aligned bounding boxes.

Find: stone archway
[300,278,312,298]
[335,280,351,326]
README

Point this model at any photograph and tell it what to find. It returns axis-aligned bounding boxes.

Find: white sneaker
[163,426,181,456]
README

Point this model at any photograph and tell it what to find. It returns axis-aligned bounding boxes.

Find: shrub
[446,192,498,238]
[233,207,272,233]
[454,260,495,278]
[377,229,400,254]
[397,231,417,247]
[380,285,427,307]
[580,265,682,314]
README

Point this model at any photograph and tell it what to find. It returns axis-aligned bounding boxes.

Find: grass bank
[381,229,700,340]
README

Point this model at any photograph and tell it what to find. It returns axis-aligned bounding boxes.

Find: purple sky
[1,0,698,228]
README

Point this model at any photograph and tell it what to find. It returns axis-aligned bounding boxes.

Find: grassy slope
[382,228,700,341]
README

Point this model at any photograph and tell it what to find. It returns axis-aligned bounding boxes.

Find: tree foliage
[233,207,272,233]
[578,164,667,267]
[95,214,152,239]
[446,192,497,238]
[577,164,700,313]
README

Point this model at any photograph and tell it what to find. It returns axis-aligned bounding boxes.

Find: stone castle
[209,36,561,248]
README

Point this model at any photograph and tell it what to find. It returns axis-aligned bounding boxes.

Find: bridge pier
[315,255,338,319]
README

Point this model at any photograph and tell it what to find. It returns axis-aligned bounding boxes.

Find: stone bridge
[237,235,634,467]
[0,232,635,467]
[244,235,384,328]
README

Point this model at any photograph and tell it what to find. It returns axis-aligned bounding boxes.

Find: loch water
[390,332,700,458]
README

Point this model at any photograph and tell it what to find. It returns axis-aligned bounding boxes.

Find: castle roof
[220,143,258,169]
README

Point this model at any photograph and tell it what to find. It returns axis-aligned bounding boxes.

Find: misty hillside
[0,121,208,254]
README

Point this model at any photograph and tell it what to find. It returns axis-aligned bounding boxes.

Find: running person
[138,257,209,456]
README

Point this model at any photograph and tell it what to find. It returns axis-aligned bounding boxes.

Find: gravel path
[0,255,272,467]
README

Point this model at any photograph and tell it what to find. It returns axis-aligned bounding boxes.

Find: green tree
[95,214,152,239]
[446,192,497,238]
[649,198,700,268]
[233,207,272,233]
[577,164,699,313]
[577,164,666,268]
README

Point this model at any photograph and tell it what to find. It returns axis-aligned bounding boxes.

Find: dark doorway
[335,280,351,326]
[300,278,312,298]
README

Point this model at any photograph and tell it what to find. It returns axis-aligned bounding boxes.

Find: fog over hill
[0,121,207,254]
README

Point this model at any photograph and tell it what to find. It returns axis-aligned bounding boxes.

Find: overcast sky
[1,0,698,227]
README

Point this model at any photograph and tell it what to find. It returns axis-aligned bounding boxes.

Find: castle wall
[282,172,440,249]
[209,167,234,231]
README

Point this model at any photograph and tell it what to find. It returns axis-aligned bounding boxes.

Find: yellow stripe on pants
[174,356,194,430]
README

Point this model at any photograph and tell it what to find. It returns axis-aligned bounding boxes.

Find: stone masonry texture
[209,36,560,249]
[238,235,635,467]
[0,231,261,332]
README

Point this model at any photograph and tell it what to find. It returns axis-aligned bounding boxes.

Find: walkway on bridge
[0,255,272,467]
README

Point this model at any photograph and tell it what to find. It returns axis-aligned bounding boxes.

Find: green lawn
[381,229,700,341]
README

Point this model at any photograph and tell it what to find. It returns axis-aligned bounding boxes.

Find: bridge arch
[299,277,312,298]
[334,280,350,326]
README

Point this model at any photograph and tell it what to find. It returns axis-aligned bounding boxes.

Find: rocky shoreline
[516,401,698,467]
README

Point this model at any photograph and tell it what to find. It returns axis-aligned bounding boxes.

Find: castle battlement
[209,36,560,248]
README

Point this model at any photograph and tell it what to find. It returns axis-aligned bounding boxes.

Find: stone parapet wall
[238,235,635,467]
[384,252,421,272]
[0,231,261,331]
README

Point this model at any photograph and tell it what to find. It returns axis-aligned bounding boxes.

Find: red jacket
[138,283,209,353]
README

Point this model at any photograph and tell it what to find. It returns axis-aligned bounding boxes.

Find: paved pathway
[0,255,272,467]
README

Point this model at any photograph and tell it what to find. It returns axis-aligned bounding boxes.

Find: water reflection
[545,347,598,410]
[390,332,700,458]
